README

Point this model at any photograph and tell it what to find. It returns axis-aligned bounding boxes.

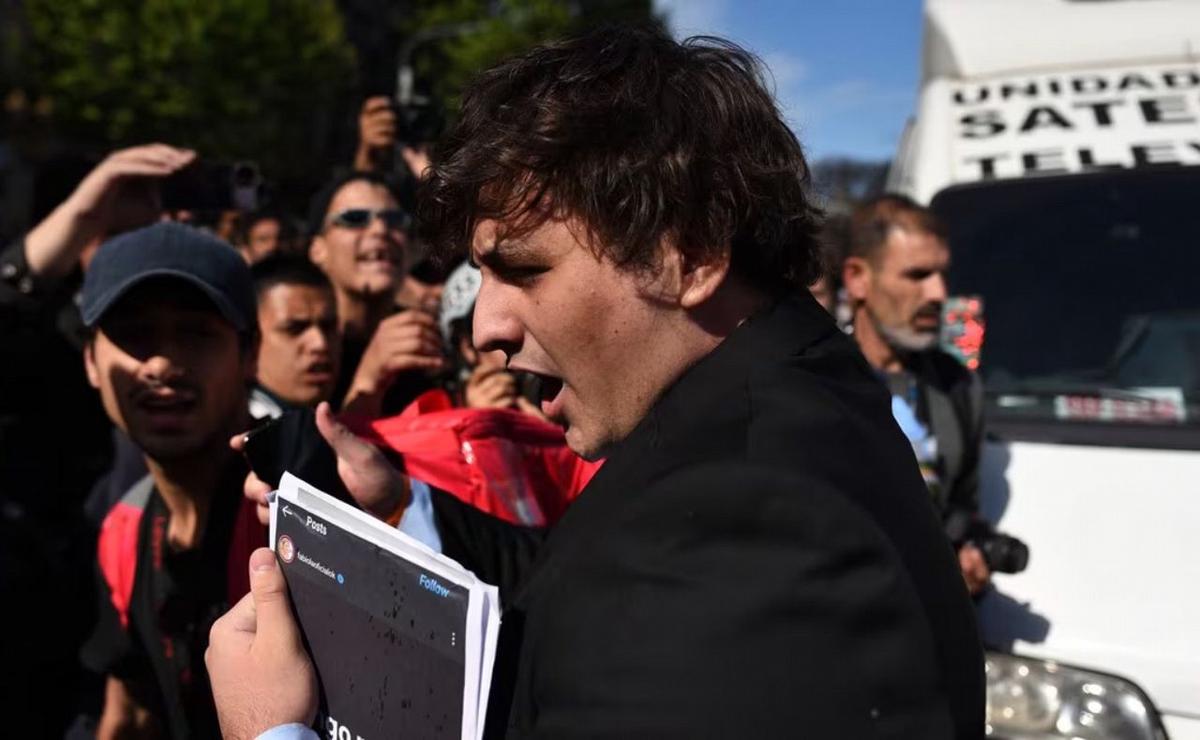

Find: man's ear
[83,340,101,390]
[842,256,872,304]
[309,236,328,269]
[677,248,731,310]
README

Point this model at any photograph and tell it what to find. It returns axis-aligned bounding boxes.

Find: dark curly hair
[418,25,823,294]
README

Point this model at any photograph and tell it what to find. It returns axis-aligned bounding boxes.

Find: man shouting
[208,27,984,740]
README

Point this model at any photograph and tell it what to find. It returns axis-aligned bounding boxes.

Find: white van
[888,1,1200,738]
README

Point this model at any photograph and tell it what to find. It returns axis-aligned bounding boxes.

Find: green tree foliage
[403,0,659,115]
[6,0,656,206]
[19,0,355,182]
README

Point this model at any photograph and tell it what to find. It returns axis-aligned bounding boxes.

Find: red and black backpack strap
[96,474,155,629]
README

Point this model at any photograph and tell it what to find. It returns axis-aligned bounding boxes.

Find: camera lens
[980,533,1030,574]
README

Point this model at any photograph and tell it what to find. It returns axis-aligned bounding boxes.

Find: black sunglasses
[326,207,410,231]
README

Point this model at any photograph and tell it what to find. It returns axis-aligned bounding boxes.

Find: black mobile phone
[240,410,352,503]
[161,161,261,211]
[241,417,288,489]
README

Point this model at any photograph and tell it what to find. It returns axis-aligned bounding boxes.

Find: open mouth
[303,362,335,383]
[534,374,565,419]
[356,248,396,270]
[137,392,198,425]
[914,305,942,327]
[511,364,566,421]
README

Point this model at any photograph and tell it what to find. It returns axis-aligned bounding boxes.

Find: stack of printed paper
[271,472,501,740]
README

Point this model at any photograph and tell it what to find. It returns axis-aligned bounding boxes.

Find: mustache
[913,303,943,321]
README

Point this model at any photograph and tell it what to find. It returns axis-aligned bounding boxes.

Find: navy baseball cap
[81,221,255,331]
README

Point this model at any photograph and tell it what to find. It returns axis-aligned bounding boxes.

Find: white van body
[890,2,1200,738]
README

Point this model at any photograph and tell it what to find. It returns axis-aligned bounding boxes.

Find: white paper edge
[460,582,484,740]
[475,586,502,740]
[268,491,278,549]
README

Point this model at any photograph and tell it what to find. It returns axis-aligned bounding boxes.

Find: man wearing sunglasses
[307,172,445,417]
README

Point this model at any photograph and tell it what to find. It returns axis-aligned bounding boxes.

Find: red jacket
[348,390,601,527]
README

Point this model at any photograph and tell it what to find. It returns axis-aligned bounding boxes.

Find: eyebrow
[471,238,539,270]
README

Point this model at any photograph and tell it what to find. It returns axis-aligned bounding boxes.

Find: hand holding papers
[271,472,501,740]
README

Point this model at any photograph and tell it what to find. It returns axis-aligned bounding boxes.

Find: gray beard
[872,312,939,353]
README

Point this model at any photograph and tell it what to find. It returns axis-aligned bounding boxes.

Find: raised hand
[465,365,519,410]
[314,401,410,522]
[25,144,196,278]
[342,309,445,417]
[354,96,398,172]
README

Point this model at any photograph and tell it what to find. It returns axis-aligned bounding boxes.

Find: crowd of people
[0,25,996,739]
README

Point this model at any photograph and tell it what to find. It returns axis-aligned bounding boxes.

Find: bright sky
[655,0,925,163]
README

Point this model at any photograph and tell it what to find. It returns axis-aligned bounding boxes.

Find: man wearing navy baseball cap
[78,221,267,739]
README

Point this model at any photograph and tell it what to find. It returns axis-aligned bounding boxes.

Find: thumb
[248,547,300,646]
[315,401,375,467]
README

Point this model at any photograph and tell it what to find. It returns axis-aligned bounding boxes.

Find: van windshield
[931,167,1200,432]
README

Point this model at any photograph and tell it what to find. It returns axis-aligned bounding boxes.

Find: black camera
[945,510,1030,575]
[395,102,444,145]
[965,521,1030,574]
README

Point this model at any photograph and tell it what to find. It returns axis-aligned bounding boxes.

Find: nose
[139,352,185,387]
[471,276,523,361]
[364,211,388,235]
[302,325,331,355]
[925,271,948,305]
[368,213,409,269]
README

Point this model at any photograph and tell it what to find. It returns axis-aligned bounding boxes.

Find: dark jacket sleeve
[949,370,985,518]
[0,237,74,313]
[518,463,981,740]
[0,237,35,309]
[430,489,547,605]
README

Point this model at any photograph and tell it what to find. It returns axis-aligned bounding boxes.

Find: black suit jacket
[433,292,984,739]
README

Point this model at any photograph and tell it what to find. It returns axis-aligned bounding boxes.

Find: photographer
[354,94,446,321]
[843,194,1026,595]
[353,95,435,181]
